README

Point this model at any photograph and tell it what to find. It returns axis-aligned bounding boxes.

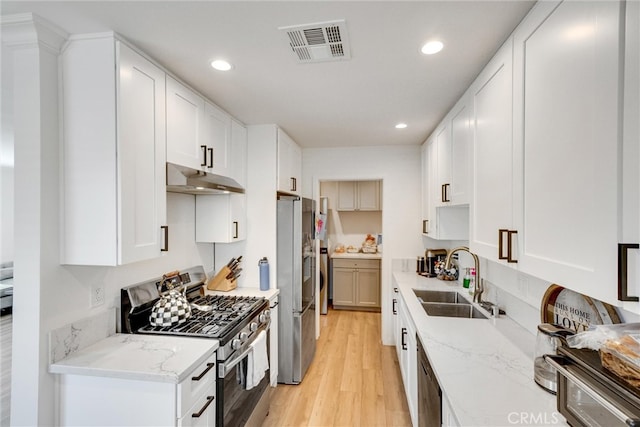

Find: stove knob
[249,322,258,332]
[259,310,271,323]
[239,332,249,341]
[231,338,242,350]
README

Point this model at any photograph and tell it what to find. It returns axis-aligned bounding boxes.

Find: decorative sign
[541,284,621,332]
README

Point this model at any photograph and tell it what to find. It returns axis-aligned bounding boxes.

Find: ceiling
[1,1,535,148]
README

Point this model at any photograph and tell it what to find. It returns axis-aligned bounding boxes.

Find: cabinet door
[357,181,380,211]
[449,99,471,205]
[230,120,248,188]
[337,181,357,211]
[470,38,514,262]
[277,128,300,194]
[195,194,246,243]
[356,268,380,308]
[421,142,430,234]
[201,101,231,176]
[512,0,622,305]
[166,76,205,171]
[427,140,438,235]
[435,124,451,206]
[621,0,640,310]
[333,267,356,305]
[117,42,167,264]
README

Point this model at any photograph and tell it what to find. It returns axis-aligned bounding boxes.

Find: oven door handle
[219,322,269,377]
[544,355,640,426]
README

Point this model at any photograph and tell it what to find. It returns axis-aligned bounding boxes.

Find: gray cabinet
[336,181,381,211]
[332,258,380,310]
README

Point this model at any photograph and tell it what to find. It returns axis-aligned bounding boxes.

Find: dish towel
[245,330,269,390]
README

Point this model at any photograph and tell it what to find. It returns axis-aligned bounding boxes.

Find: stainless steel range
[121,266,271,427]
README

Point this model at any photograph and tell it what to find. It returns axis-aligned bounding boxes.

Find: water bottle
[259,257,269,291]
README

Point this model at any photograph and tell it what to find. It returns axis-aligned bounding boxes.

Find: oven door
[545,355,640,427]
[216,327,271,427]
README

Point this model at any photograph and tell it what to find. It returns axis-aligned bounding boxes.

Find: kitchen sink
[420,302,488,319]
[413,289,467,304]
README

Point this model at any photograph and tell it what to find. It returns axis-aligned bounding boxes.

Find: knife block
[207,266,237,291]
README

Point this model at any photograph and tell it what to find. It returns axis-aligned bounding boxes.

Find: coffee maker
[423,249,447,277]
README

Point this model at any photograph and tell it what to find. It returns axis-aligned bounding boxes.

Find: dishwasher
[417,335,442,427]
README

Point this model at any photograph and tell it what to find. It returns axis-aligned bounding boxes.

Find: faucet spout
[444,246,483,303]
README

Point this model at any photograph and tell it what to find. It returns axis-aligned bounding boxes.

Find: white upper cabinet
[469,37,514,263]
[166,77,233,177]
[420,142,431,234]
[621,0,640,310]
[434,124,451,207]
[202,101,232,176]
[277,128,302,195]
[166,76,205,171]
[511,0,625,306]
[195,193,247,243]
[61,35,167,265]
[449,98,472,205]
[230,119,248,188]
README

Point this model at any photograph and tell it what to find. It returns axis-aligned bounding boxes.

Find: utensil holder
[207,266,237,291]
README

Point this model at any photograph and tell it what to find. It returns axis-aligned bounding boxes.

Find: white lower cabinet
[442,395,460,427]
[269,294,279,387]
[58,354,216,426]
[395,295,417,426]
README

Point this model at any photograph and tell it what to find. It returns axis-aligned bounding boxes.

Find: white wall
[303,145,423,345]
[1,38,14,265]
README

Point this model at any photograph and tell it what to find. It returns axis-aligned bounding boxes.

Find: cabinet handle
[200,145,207,167]
[208,147,214,168]
[498,229,509,260]
[618,243,640,301]
[161,226,169,252]
[192,362,215,381]
[422,219,429,234]
[191,395,215,418]
[290,177,297,192]
[507,230,518,263]
[441,183,450,202]
[401,327,407,350]
[233,221,239,239]
[392,298,397,315]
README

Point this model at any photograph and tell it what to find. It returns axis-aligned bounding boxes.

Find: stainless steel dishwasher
[418,335,442,427]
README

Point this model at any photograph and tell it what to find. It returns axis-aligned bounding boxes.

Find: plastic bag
[566,323,640,351]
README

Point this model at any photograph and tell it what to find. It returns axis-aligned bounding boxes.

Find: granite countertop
[393,272,566,427]
[49,333,218,384]
[331,251,382,260]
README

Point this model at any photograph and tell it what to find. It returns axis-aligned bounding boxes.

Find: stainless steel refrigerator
[277,195,316,384]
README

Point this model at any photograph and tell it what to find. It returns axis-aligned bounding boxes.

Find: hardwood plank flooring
[264,309,411,427]
[1,313,11,427]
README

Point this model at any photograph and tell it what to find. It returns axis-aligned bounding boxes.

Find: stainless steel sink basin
[413,289,467,304]
[420,302,488,319]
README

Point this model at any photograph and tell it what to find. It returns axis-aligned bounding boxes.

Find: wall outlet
[91,284,105,307]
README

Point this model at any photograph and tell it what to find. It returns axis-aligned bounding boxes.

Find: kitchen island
[393,271,566,426]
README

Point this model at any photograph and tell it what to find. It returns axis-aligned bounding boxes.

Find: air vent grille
[279,19,351,64]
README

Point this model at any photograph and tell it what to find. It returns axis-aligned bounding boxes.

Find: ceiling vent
[279,19,351,64]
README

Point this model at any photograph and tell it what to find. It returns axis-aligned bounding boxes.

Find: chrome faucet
[444,246,483,304]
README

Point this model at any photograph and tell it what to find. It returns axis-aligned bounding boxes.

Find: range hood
[166,163,245,195]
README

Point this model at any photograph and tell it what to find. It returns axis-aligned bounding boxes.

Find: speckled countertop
[393,272,567,427]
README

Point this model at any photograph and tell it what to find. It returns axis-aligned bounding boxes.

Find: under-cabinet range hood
[166,163,244,195]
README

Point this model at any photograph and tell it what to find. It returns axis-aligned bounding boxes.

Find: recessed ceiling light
[395,123,408,129]
[421,41,444,55]
[210,59,232,71]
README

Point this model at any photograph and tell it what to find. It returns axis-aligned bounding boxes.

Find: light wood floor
[264,309,411,427]
[1,313,11,427]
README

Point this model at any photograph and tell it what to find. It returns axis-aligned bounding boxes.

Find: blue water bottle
[259,257,269,291]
